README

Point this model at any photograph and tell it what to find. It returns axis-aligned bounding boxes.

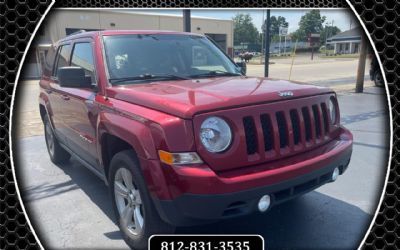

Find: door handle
[61,95,70,101]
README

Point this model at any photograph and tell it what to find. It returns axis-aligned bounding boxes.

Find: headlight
[328,96,338,124]
[200,116,232,153]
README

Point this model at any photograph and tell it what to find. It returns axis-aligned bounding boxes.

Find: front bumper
[148,127,353,226]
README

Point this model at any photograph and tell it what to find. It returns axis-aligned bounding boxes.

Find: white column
[349,42,353,54]
[334,43,338,54]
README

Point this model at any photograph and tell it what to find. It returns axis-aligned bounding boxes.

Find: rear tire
[109,150,175,250]
[43,115,70,164]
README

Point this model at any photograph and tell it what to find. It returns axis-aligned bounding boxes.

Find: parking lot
[13,57,387,249]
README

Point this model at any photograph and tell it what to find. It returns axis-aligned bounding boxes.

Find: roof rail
[67,30,87,36]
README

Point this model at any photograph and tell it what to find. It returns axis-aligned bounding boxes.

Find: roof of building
[327,27,362,41]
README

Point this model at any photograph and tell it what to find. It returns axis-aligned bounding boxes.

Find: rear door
[60,39,99,167]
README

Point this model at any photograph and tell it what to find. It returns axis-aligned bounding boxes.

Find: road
[247,56,372,87]
[14,86,390,249]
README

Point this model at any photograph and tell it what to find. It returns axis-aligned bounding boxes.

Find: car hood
[106,76,333,119]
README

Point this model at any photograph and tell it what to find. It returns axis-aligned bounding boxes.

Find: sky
[129,9,359,34]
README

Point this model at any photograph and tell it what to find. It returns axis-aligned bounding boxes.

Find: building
[24,9,234,78]
[326,27,361,54]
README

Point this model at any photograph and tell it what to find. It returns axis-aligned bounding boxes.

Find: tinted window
[54,44,72,76]
[71,42,95,83]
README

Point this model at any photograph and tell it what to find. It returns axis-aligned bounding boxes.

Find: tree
[270,16,289,36]
[233,13,260,46]
[269,16,289,43]
[291,10,326,42]
[320,25,341,44]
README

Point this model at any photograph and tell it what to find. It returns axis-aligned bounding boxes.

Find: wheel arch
[97,113,158,183]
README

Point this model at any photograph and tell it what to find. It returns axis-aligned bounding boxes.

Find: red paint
[39,30,353,202]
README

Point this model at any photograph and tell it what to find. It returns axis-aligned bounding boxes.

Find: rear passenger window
[54,44,72,76]
[71,42,96,84]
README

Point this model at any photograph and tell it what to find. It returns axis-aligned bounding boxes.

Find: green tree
[270,16,289,36]
[233,13,260,46]
[269,16,289,43]
[320,25,341,44]
[292,10,326,42]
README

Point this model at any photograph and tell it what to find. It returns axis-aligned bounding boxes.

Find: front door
[49,43,72,143]
[60,40,99,167]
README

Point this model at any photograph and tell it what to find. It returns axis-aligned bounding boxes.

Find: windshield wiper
[109,73,189,84]
[189,70,242,78]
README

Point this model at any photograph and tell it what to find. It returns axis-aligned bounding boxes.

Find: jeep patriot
[39,30,353,249]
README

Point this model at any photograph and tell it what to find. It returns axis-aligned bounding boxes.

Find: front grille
[312,104,322,138]
[276,112,288,148]
[260,114,274,151]
[243,101,331,156]
[243,116,258,155]
[290,109,301,145]
[302,107,312,142]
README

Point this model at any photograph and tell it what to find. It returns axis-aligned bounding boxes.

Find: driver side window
[53,44,71,77]
[71,42,96,85]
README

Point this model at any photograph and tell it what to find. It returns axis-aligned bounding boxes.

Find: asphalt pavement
[14,86,390,249]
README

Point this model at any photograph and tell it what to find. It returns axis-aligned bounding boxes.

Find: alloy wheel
[114,168,144,236]
[45,122,55,157]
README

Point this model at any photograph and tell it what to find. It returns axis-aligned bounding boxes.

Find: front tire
[109,150,175,250]
[43,115,70,164]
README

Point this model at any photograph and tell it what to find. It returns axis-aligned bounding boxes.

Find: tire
[109,150,175,250]
[43,115,70,164]
[374,71,384,87]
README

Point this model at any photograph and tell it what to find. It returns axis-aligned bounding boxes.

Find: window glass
[103,34,240,83]
[43,45,56,76]
[71,42,95,84]
[54,44,71,76]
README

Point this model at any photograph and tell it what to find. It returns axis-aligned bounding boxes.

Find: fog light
[258,195,271,212]
[331,167,340,181]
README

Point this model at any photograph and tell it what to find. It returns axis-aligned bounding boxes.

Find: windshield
[102,34,241,84]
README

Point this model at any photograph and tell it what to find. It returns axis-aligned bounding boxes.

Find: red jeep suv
[39,30,353,249]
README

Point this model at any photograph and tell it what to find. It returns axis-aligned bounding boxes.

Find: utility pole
[183,9,191,32]
[260,10,265,64]
[356,35,367,93]
[264,10,271,77]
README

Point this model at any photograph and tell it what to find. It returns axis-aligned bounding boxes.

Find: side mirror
[235,61,247,75]
[57,66,92,88]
